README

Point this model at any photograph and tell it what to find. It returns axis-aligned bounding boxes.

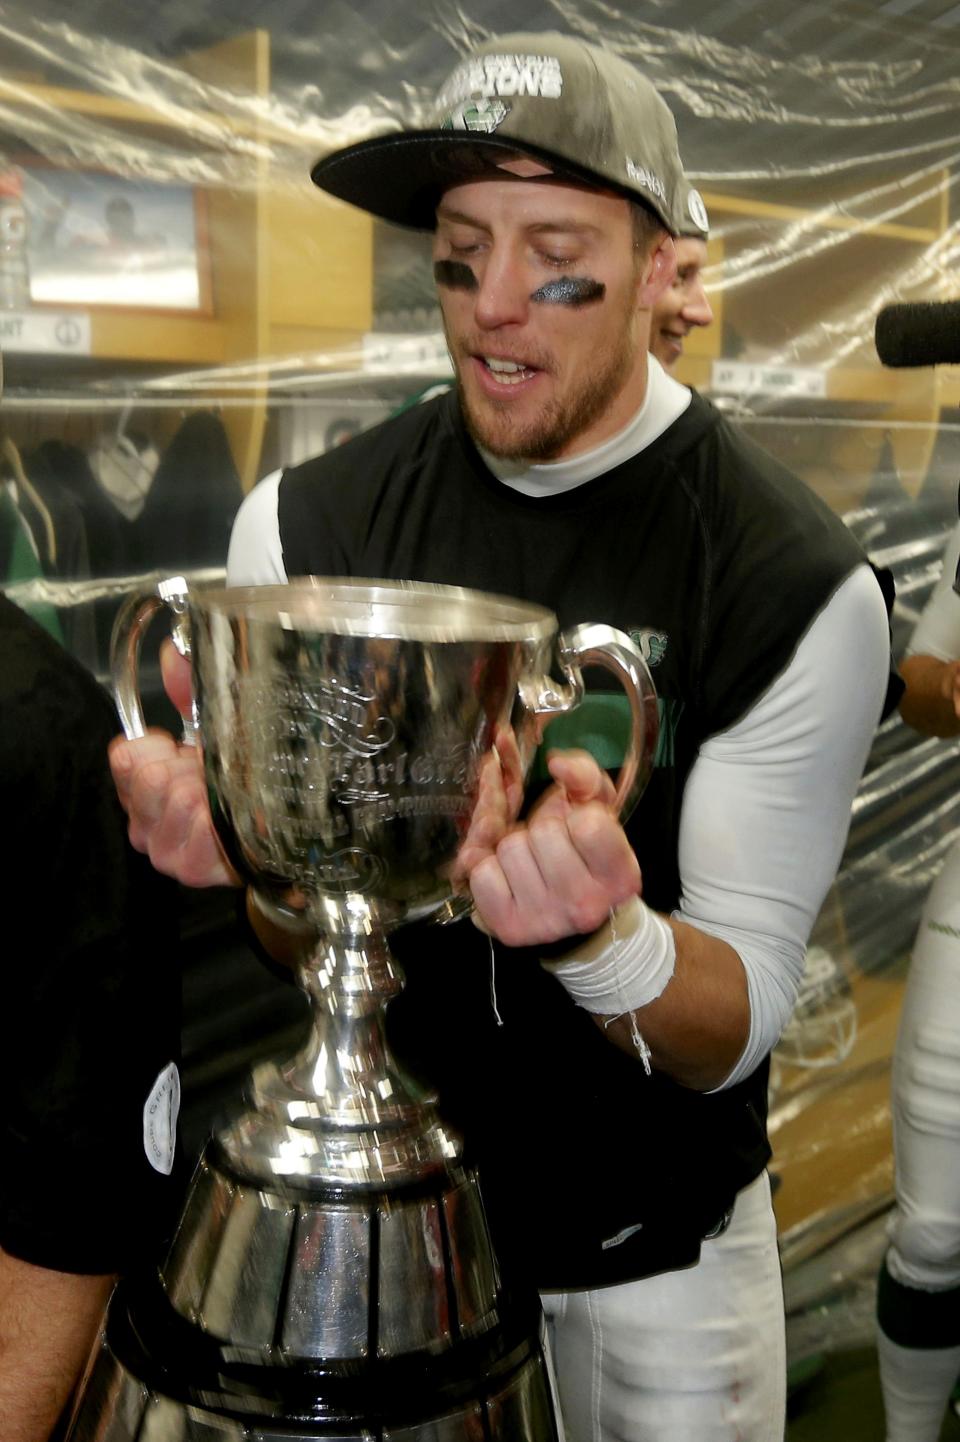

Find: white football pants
[541,1171,785,1441]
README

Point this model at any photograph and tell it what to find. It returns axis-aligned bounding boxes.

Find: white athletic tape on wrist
[542,897,676,1072]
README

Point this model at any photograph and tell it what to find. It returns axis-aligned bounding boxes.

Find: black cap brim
[311,130,654,232]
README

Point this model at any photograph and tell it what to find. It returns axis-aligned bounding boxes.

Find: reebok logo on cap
[626,159,667,204]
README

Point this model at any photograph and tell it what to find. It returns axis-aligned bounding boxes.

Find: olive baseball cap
[312,32,684,234]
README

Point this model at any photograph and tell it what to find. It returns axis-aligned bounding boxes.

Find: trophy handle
[110,575,198,744]
[525,622,659,824]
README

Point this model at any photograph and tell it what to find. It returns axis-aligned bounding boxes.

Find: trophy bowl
[115,575,656,937]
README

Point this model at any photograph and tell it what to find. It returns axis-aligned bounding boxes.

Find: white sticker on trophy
[143,1061,180,1175]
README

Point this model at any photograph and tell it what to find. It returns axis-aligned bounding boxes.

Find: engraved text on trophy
[237,673,475,891]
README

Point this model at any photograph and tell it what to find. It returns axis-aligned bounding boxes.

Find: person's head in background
[650,181,713,371]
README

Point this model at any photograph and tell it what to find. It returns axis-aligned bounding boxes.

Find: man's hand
[899,653,960,738]
[108,641,240,889]
[466,749,641,947]
[940,657,960,719]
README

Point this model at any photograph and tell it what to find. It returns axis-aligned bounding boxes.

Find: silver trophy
[69,576,658,1442]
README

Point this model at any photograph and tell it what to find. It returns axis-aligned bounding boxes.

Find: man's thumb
[545,748,615,806]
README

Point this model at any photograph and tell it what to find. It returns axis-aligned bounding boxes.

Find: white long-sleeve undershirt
[227,410,889,1090]
[680,564,887,1087]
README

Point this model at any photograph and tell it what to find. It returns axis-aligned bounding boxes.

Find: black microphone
[875,301,960,368]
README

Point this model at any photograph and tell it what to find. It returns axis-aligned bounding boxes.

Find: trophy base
[66,1145,562,1442]
[69,1298,557,1441]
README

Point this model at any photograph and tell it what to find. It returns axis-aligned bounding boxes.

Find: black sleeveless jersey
[277,389,879,1289]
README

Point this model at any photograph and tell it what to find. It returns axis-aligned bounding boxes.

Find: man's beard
[453,325,639,463]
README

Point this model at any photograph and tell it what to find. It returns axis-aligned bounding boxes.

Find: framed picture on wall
[19,167,211,313]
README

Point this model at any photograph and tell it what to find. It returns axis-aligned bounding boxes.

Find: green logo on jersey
[630,627,669,668]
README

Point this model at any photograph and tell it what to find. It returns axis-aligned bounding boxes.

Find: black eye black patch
[530,277,606,307]
[434,260,478,291]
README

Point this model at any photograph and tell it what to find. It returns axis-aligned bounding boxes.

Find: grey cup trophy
[69,575,658,1442]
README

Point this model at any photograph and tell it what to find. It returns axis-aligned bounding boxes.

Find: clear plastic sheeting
[0,0,959,1368]
[0,0,954,394]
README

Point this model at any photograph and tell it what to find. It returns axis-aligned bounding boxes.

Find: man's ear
[638,233,677,307]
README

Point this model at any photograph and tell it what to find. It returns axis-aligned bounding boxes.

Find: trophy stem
[218,920,461,1188]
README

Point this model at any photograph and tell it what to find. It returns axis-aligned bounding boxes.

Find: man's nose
[473,249,529,330]
[682,280,714,328]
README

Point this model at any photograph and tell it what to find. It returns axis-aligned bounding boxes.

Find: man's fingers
[147,764,209,852]
[129,758,179,837]
[468,796,641,948]
[546,748,618,806]
[452,747,515,879]
[137,764,237,887]
[109,731,180,809]
[468,851,525,944]
[125,753,198,849]
[160,638,194,720]
[566,802,641,899]
[528,805,639,933]
[492,725,525,819]
[110,732,239,888]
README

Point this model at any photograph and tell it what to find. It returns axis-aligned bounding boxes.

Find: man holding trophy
[110,32,893,1442]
